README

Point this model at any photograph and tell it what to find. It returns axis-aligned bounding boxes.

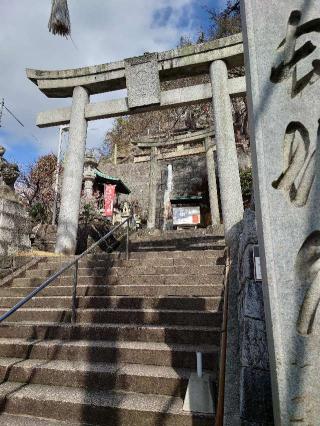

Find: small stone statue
[121,201,131,217]
[0,146,19,190]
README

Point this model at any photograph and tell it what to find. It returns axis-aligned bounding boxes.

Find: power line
[0,98,40,143]
[4,105,24,127]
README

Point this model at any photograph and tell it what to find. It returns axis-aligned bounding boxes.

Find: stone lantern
[0,146,19,191]
[83,152,98,199]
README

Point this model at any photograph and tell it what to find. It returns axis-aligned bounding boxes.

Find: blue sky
[0,0,227,170]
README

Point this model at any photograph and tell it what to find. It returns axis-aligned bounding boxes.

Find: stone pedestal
[0,187,30,256]
[210,60,243,245]
[205,137,220,226]
[56,86,90,255]
[147,147,158,229]
[241,1,320,423]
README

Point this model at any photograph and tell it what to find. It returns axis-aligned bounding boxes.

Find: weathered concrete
[210,60,243,244]
[83,153,98,199]
[238,209,273,425]
[36,79,246,128]
[163,165,173,231]
[0,194,30,256]
[55,86,89,255]
[183,372,215,414]
[27,33,244,98]
[205,137,220,225]
[241,1,320,423]
[147,147,158,230]
[125,53,160,108]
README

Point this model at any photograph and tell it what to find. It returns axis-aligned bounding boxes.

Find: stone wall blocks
[240,317,269,371]
[240,367,273,424]
[242,280,265,321]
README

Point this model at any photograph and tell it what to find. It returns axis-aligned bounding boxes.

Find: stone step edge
[0,357,210,381]
[0,338,219,354]
[0,321,220,332]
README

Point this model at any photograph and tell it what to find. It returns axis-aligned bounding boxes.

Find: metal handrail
[0,216,132,323]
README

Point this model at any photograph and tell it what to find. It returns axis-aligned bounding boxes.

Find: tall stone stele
[0,146,30,255]
[241,0,320,423]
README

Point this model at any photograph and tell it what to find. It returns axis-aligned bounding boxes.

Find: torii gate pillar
[55,86,89,255]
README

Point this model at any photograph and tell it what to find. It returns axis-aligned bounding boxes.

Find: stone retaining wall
[237,209,273,425]
[0,189,30,256]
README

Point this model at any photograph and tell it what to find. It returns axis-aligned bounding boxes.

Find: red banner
[104,184,116,217]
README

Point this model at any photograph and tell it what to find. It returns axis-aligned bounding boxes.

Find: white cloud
[0,0,197,162]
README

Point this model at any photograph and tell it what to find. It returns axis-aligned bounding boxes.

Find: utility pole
[52,125,69,225]
[0,99,4,127]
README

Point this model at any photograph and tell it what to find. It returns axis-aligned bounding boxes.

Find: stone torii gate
[132,128,220,228]
[27,33,245,254]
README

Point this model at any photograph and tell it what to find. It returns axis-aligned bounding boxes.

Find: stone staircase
[0,230,225,425]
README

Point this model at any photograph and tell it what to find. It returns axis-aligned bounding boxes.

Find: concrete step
[0,338,219,370]
[0,295,223,311]
[30,265,224,279]
[0,284,223,297]
[0,322,221,345]
[54,248,224,260]
[26,267,109,279]
[0,357,211,397]
[0,308,222,327]
[0,413,87,426]
[42,252,225,270]
[131,244,224,252]
[127,249,224,259]
[0,382,214,425]
[11,273,224,288]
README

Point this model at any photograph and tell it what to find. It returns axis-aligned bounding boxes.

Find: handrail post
[126,220,130,261]
[71,259,78,324]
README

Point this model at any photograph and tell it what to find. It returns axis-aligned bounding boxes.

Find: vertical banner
[104,184,116,217]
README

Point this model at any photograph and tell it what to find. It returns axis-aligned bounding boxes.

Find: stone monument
[0,146,30,256]
[241,0,320,423]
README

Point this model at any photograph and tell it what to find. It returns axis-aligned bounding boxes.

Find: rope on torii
[48,0,71,38]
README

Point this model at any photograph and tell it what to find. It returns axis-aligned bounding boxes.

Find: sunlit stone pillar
[55,86,89,255]
[205,136,220,226]
[147,147,158,229]
[210,60,243,244]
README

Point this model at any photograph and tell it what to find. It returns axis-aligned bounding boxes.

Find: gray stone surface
[241,0,320,423]
[205,137,220,225]
[183,372,215,414]
[210,60,244,246]
[240,317,269,371]
[36,78,246,128]
[147,147,158,229]
[239,280,265,321]
[55,86,89,255]
[240,368,273,424]
[27,33,244,98]
[125,53,160,109]
[237,209,273,425]
[223,243,242,426]
[0,196,30,256]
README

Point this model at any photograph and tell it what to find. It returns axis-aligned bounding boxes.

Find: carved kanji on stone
[271,10,320,97]
[271,10,320,207]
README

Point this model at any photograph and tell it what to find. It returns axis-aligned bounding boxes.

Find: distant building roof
[95,169,131,195]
